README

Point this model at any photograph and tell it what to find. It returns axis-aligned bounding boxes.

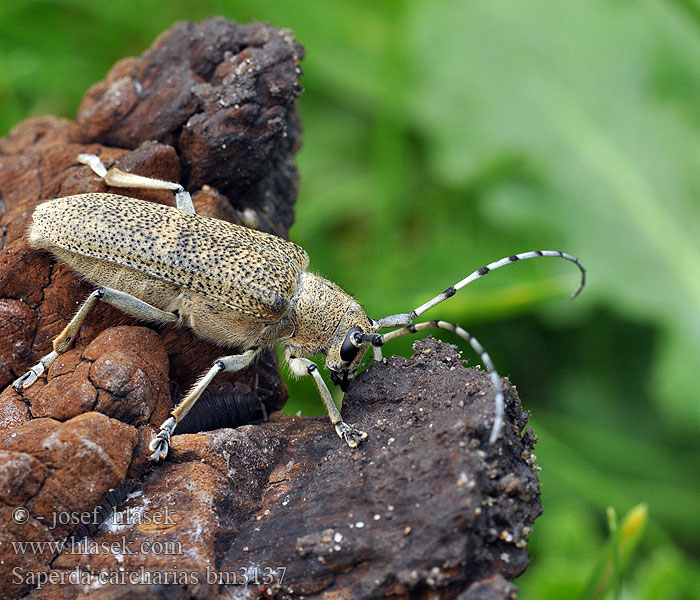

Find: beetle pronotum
[13,154,585,460]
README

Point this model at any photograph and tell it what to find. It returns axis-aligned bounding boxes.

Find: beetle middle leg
[13,287,177,390]
[77,153,195,214]
[286,353,368,448]
[149,348,259,461]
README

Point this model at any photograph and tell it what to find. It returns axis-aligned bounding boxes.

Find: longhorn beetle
[14,154,585,461]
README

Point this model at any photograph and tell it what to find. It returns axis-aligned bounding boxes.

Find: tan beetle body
[14,154,585,461]
[29,193,370,360]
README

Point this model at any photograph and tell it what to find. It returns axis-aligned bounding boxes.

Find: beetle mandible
[13,153,586,461]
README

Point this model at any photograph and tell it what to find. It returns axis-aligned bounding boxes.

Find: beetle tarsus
[13,369,38,391]
[149,417,176,461]
[335,421,368,448]
[13,350,60,391]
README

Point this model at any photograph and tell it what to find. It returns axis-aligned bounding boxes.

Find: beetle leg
[286,355,368,448]
[149,349,259,461]
[12,351,60,391]
[13,287,177,391]
[77,153,195,214]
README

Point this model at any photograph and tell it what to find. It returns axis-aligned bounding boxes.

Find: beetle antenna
[376,250,585,329]
[377,320,504,443]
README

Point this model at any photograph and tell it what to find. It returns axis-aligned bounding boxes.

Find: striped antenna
[370,250,586,443]
[408,250,585,323]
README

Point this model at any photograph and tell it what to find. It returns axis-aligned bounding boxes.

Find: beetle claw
[13,369,38,391]
[148,438,170,462]
[335,421,368,448]
[149,417,176,462]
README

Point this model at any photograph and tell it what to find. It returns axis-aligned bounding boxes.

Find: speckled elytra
[14,154,586,460]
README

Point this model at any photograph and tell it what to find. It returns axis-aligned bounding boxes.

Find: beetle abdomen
[30,194,309,321]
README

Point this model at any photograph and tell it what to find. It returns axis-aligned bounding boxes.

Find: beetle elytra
[13,153,585,460]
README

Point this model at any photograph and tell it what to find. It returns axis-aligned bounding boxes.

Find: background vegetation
[1,1,699,597]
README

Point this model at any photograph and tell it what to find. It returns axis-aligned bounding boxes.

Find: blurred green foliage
[2,0,699,597]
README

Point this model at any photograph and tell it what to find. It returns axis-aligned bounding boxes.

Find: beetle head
[325,304,378,391]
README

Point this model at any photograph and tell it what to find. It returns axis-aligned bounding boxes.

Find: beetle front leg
[149,348,258,461]
[286,354,368,448]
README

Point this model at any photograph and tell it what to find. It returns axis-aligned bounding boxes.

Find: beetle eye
[340,327,363,362]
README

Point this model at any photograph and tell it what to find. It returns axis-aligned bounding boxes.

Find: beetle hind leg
[13,287,177,391]
[13,350,60,390]
[77,153,195,214]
